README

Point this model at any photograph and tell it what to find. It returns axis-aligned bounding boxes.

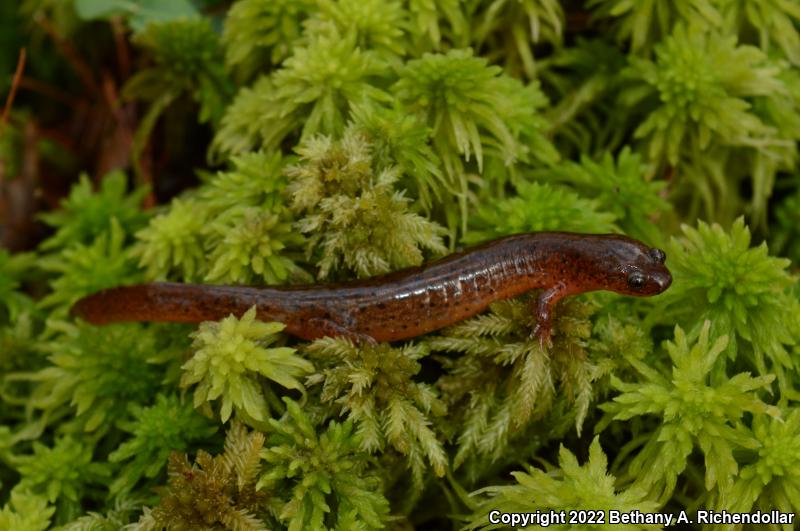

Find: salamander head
[595,236,672,296]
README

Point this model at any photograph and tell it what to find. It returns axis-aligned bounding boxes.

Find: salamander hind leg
[529,284,567,349]
[306,317,378,345]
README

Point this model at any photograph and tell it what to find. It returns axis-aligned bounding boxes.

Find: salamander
[70,232,672,343]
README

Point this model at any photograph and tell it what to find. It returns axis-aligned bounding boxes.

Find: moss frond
[465,181,617,243]
[201,153,306,285]
[149,422,269,530]
[38,219,142,313]
[464,437,661,530]
[258,397,390,530]
[124,18,232,126]
[287,128,447,279]
[108,394,218,495]
[537,38,628,156]
[659,218,799,391]
[600,321,780,500]
[181,307,314,425]
[469,0,564,78]
[407,0,468,50]
[429,296,597,465]
[213,30,392,158]
[719,0,800,65]
[122,17,233,183]
[770,180,800,264]
[350,101,445,212]
[21,321,180,434]
[198,150,289,213]
[0,311,39,377]
[621,26,797,223]
[136,151,306,285]
[12,437,111,524]
[588,0,722,53]
[719,408,800,516]
[60,497,145,531]
[222,0,314,80]
[38,171,149,251]
[305,0,409,64]
[627,27,782,165]
[534,148,670,244]
[132,198,208,282]
[394,49,558,197]
[304,337,447,488]
[205,207,304,285]
[0,490,54,531]
[0,249,37,322]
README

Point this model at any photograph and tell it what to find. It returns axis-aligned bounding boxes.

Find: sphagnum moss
[3,0,800,528]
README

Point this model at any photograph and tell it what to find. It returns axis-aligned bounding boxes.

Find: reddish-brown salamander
[71,232,671,343]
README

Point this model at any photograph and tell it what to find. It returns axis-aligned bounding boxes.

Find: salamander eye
[649,248,666,264]
[627,272,646,289]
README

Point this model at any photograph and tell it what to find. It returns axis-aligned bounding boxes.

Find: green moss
[658,218,799,391]
[23,321,180,434]
[464,436,661,530]
[621,26,797,223]
[132,198,208,282]
[394,49,558,195]
[12,437,111,523]
[428,297,598,465]
[5,0,800,527]
[258,398,390,530]
[222,0,314,80]
[600,322,780,501]
[305,337,447,489]
[287,128,447,279]
[0,250,36,322]
[770,179,800,264]
[39,220,142,313]
[135,151,307,285]
[588,0,721,53]
[533,147,670,244]
[108,394,218,495]
[721,408,800,515]
[213,31,392,158]
[147,422,270,529]
[0,490,53,531]
[181,307,313,426]
[469,0,563,78]
[466,181,617,242]
[38,171,149,251]
[304,0,409,64]
[124,18,232,126]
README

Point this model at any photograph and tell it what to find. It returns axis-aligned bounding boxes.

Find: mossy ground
[1,1,800,530]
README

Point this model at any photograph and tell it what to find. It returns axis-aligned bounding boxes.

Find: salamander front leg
[307,317,378,345]
[529,284,567,348]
